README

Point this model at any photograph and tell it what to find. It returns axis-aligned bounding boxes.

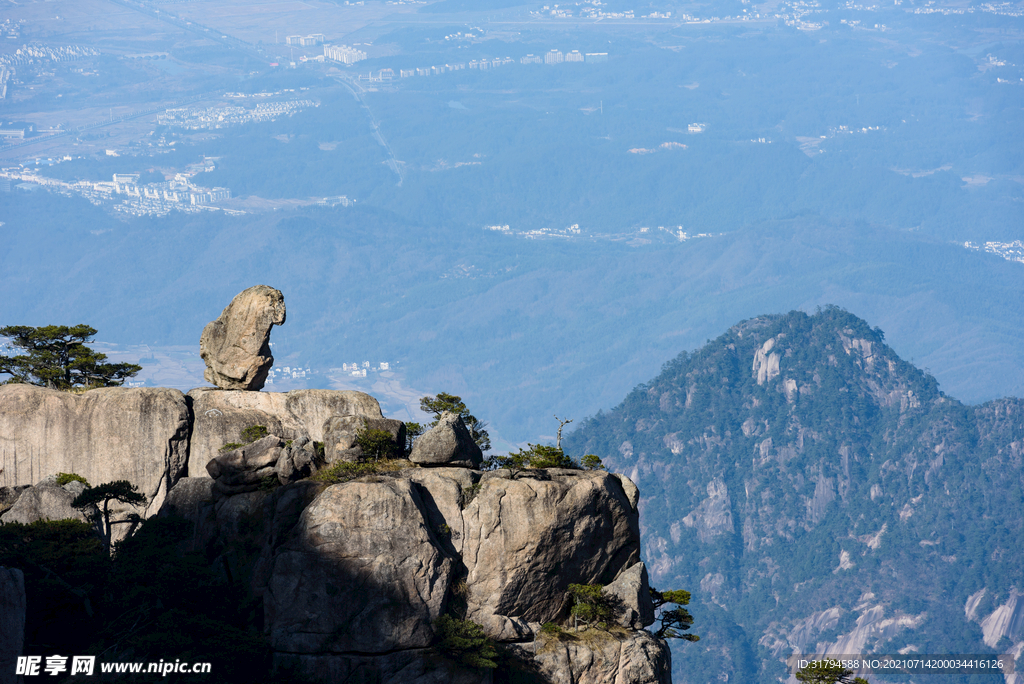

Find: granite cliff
[0,385,672,683]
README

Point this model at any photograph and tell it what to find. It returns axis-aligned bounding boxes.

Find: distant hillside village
[266,361,391,384]
[277,31,610,82]
[0,161,234,218]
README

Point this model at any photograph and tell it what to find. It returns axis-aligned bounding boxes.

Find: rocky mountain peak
[566,307,1023,684]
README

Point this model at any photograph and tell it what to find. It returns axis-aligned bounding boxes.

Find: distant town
[156,99,317,131]
[265,360,394,385]
[0,157,235,217]
[484,223,719,243]
[963,240,1024,265]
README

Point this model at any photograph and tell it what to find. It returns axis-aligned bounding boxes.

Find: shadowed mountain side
[3,193,1024,443]
[563,308,1024,684]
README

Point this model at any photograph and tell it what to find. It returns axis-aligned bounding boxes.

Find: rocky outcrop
[523,629,671,684]
[0,385,190,516]
[0,482,92,524]
[0,567,25,684]
[207,435,288,495]
[159,476,215,521]
[409,412,483,468]
[265,478,453,654]
[187,389,383,477]
[162,464,666,683]
[604,562,656,629]
[199,285,286,391]
[205,434,320,495]
[454,469,641,640]
[0,487,28,518]
[0,371,667,683]
[323,415,406,463]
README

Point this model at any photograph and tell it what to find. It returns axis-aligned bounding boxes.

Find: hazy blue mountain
[564,308,1024,683]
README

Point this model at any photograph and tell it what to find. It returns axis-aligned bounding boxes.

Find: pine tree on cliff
[0,325,141,390]
[420,392,491,451]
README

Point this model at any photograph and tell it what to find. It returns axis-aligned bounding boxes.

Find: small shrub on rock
[355,425,402,462]
[567,583,613,631]
[240,425,268,443]
[312,460,404,485]
[55,472,90,487]
[434,615,498,670]
[540,622,564,637]
[220,425,270,452]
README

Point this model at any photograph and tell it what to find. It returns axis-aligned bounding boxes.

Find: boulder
[160,477,215,520]
[199,285,286,391]
[265,479,453,654]
[395,468,641,641]
[0,567,25,684]
[603,562,656,629]
[461,470,641,640]
[207,435,286,496]
[0,385,190,516]
[275,437,319,484]
[0,487,29,518]
[187,389,383,477]
[323,416,406,463]
[524,629,671,684]
[409,412,483,469]
[0,483,90,524]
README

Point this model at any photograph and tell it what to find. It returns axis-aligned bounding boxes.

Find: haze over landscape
[1,0,1023,679]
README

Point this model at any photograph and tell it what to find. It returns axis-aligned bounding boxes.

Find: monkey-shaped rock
[200,285,286,391]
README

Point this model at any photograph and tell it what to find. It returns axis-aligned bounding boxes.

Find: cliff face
[165,467,668,683]
[0,385,190,516]
[0,381,672,682]
[565,308,1024,684]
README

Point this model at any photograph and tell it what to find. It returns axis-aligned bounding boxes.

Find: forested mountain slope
[564,307,1024,684]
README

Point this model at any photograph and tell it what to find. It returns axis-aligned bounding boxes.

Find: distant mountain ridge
[564,307,1024,684]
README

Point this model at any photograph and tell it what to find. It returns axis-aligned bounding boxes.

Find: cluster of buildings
[530,3,676,19]
[286,34,324,47]
[324,44,367,65]
[0,44,99,67]
[913,3,1022,15]
[964,241,1024,265]
[156,100,317,130]
[265,365,312,385]
[522,50,587,64]
[0,163,233,218]
[654,226,716,242]
[396,50,606,79]
[264,362,394,386]
[315,196,353,207]
[485,223,585,239]
[484,222,718,244]
[335,361,390,378]
[1,19,23,41]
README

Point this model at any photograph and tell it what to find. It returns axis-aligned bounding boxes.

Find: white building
[324,44,367,64]
[544,50,564,64]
